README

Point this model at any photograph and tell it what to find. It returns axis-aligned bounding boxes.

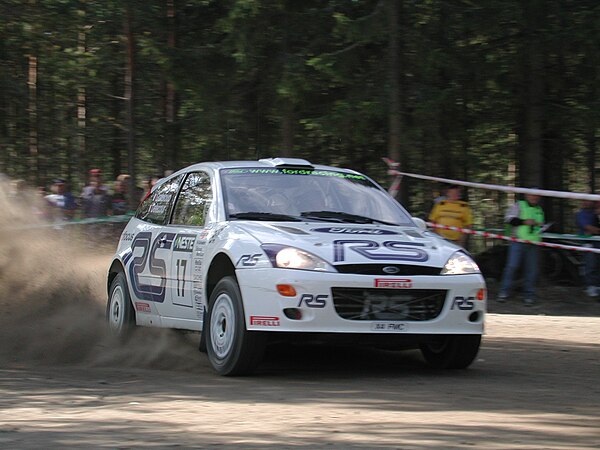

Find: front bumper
[236,268,485,335]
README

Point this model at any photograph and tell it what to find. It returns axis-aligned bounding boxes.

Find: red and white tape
[427,222,600,254]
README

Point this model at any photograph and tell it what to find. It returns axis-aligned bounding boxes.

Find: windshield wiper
[300,210,397,226]
[229,212,303,222]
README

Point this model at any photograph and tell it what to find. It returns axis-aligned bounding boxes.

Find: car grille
[334,264,441,276]
[331,288,447,321]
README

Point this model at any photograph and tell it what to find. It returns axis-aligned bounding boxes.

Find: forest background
[0,0,599,233]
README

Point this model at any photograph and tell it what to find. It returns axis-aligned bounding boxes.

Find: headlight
[261,244,333,271]
[441,252,481,275]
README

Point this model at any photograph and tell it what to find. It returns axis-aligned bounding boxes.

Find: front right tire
[420,334,481,369]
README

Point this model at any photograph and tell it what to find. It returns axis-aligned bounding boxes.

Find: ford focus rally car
[106,158,486,375]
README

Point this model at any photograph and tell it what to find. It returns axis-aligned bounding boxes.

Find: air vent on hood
[274,226,310,235]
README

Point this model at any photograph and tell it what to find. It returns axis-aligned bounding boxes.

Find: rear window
[136,175,183,224]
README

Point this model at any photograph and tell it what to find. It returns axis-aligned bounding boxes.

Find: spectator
[45,178,78,221]
[111,174,130,216]
[428,184,472,248]
[497,192,545,305]
[139,175,162,202]
[140,177,153,202]
[81,169,111,218]
[9,179,27,199]
[575,199,600,298]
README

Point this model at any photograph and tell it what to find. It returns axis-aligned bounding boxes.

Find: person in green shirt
[497,192,545,306]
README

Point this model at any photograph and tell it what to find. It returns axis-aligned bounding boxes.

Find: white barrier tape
[394,170,600,201]
[428,222,600,253]
[382,157,600,201]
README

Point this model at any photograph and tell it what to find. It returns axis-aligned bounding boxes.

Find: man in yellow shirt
[429,184,472,247]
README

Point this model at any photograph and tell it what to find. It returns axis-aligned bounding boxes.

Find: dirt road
[0,228,599,448]
[1,314,599,449]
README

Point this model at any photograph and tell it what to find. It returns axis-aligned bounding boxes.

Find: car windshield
[220,167,414,226]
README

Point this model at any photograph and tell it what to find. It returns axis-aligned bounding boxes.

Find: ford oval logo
[382,266,399,274]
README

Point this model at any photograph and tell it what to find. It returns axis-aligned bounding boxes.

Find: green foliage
[0,0,598,232]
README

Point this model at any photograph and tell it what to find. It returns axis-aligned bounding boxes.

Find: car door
[128,175,184,311]
[158,171,213,322]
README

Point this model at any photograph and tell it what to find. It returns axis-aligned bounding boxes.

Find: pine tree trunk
[518,1,545,188]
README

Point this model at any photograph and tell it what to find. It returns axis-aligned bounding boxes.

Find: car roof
[150,158,367,192]
[169,159,364,178]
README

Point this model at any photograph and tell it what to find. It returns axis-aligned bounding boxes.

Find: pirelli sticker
[374,278,413,289]
[250,316,280,327]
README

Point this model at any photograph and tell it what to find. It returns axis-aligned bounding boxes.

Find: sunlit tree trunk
[387,0,408,205]
[110,73,121,180]
[280,11,294,158]
[125,6,137,208]
[77,24,87,179]
[164,0,179,171]
[27,53,38,186]
[387,0,401,166]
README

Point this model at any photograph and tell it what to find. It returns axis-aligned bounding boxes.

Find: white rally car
[107,158,486,375]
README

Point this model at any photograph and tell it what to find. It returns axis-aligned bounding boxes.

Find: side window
[171,172,213,227]
[136,175,183,224]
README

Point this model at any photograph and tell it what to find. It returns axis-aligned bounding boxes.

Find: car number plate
[371,322,409,332]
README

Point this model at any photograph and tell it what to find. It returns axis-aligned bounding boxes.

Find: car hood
[230,221,458,268]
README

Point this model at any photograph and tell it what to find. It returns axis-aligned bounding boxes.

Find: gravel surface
[0,226,598,449]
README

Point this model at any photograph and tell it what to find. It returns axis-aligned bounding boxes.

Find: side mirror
[412,217,427,231]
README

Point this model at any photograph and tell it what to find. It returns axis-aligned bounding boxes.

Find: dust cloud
[0,180,201,371]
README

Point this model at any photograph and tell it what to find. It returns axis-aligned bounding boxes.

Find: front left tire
[206,276,266,376]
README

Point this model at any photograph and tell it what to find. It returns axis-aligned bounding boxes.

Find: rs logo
[128,232,175,303]
[451,296,475,311]
[298,294,328,308]
[236,254,262,267]
[333,240,429,262]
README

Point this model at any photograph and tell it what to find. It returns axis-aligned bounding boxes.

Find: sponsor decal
[374,278,413,289]
[312,227,398,235]
[173,234,196,252]
[208,225,226,244]
[122,231,136,242]
[149,204,168,215]
[371,322,408,332]
[222,168,366,180]
[250,316,280,327]
[451,296,475,311]
[135,302,151,313]
[297,294,328,308]
[155,193,173,203]
[236,253,262,267]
